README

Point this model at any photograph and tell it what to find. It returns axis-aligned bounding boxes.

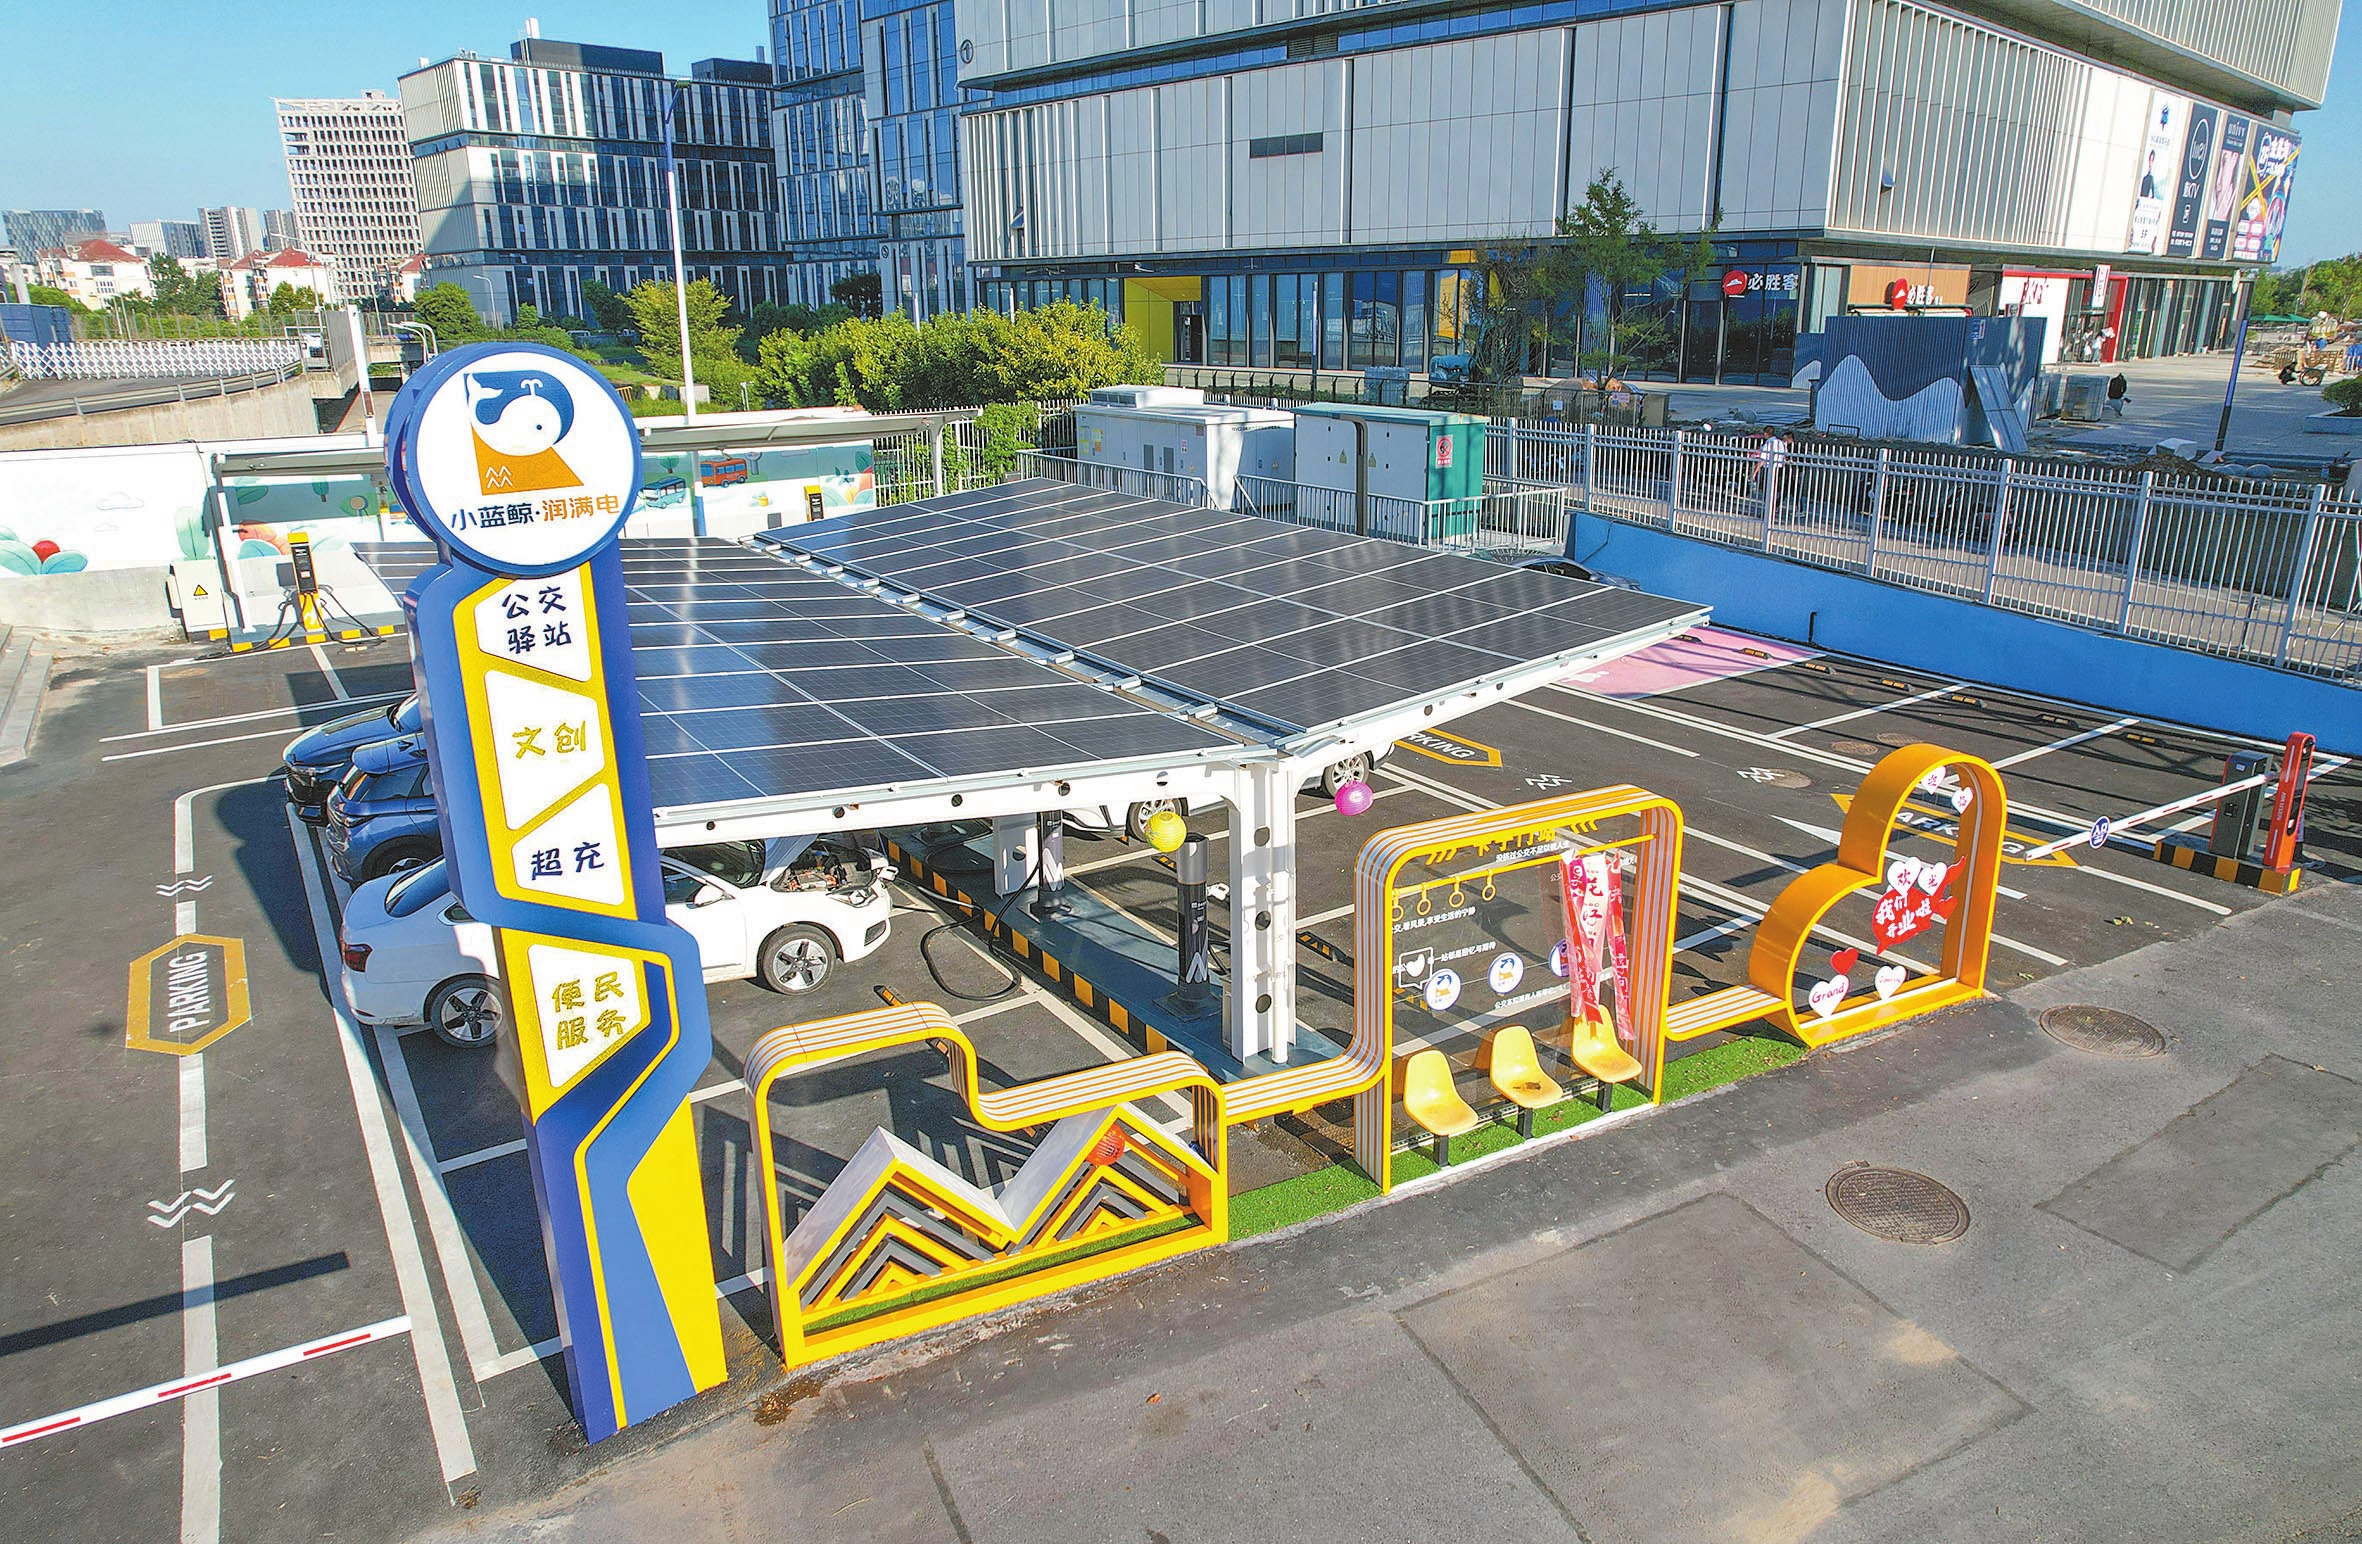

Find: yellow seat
[1487,1026,1566,1137]
[1401,1049,1480,1165]
[1566,1009,1644,1110]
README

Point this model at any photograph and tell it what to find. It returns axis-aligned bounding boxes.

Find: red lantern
[1088,1127,1128,1167]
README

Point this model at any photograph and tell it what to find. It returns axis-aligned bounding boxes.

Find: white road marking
[1769,679,1964,738]
[308,644,352,701]
[288,810,477,1485]
[436,1139,525,1175]
[1674,918,1753,949]
[374,1024,505,1388]
[180,1235,220,1544]
[147,666,164,732]
[1990,716,2140,769]
[1506,694,1700,757]
[108,726,309,763]
[104,692,405,743]
[1299,902,1356,927]
[1770,815,2032,901]
[1,1317,411,1449]
[2069,860,2231,914]
[179,1059,207,1173]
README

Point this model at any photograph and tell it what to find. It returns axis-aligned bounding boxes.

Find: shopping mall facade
[949,0,2332,383]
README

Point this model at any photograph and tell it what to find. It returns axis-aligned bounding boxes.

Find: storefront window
[1321,271,1346,371]
[1250,274,1273,368]
[1208,275,1233,366]
[1402,271,1427,372]
[1231,276,1250,367]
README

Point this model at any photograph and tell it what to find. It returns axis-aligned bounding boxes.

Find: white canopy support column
[1226,759,1300,1064]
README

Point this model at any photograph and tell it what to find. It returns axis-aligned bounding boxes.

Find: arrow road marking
[147,1181,235,1227]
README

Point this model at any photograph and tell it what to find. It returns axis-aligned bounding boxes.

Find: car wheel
[425,975,503,1050]
[1126,798,1179,842]
[1320,753,1374,798]
[758,924,838,994]
[363,840,436,882]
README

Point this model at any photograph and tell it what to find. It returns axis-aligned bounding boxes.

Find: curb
[0,628,51,767]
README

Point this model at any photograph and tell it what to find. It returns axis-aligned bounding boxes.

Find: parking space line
[1768,680,1965,739]
[179,1060,207,1173]
[1508,694,1700,757]
[107,726,310,763]
[2071,859,2232,914]
[1674,918,1753,949]
[287,810,477,1486]
[105,692,406,744]
[436,1139,525,1176]
[1990,716,2140,769]
[181,1235,220,1544]
[373,1024,505,1388]
[1300,902,1355,927]
[308,644,352,701]
[146,666,163,732]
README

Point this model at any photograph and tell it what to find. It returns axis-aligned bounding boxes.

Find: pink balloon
[1334,779,1375,816]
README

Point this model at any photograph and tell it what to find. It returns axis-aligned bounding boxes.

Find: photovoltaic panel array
[352,538,1239,812]
[758,480,1702,734]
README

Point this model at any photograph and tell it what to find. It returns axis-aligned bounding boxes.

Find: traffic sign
[2088,816,2110,850]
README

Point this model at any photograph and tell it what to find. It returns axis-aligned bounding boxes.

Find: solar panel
[757,480,1701,734]
[351,537,1240,815]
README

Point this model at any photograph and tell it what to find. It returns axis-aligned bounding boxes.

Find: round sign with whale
[397,343,642,577]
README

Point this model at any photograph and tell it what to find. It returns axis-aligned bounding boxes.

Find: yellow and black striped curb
[210,623,401,653]
[2151,836,2302,894]
[882,836,1167,1053]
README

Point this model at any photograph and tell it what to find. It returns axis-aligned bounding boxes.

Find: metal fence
[1014,450,1210,508]
[1233,473,1570,559]
[1481,420,2362,685]
[6,336,307,380]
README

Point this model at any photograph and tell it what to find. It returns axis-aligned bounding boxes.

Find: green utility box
[1293,403,1487,540]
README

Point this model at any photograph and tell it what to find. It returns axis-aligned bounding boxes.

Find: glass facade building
[769,0,968,317]
[399,39,787,327]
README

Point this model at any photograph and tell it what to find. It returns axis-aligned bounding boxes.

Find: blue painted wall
[1573,513,2362,753]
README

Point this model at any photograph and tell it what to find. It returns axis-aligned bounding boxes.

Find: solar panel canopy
[757,479,1701,735]
[354,538,1238,815]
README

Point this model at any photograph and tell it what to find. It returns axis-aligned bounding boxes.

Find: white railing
[1013,450,1210,509]
[6,337,307,380]
[1495,420,2362,684]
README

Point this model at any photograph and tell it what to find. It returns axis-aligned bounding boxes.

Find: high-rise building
[4,209,108,257]
[129,219,208,260]
[400,37,787,326]
[767,0,968,316]
[955,0,2337,376]
[200,206,267,263]
[263,209,300,251]
[277,92,423,296]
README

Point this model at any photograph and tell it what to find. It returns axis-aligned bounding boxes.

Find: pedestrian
[2105,373,2128,417]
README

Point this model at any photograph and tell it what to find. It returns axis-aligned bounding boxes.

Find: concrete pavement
[416,880,2362,1544]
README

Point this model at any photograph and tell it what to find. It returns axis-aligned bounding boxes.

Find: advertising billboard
[2167,104,2218,258]
[2231,125,2301,264]
[2125,91,2191,255]
[2202,114,2252,261]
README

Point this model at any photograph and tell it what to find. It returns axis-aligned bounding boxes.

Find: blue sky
[2,1,2355,266]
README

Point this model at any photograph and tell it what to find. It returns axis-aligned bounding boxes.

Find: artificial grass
[1225,1032,1808,1238]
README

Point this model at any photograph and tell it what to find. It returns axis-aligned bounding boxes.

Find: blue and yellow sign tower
[386,342,724,1441]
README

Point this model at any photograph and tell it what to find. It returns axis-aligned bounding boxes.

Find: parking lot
[0,618,2352,1543]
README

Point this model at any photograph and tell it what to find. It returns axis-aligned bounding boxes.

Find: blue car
[324,734,443,883]
[285,694,422,814]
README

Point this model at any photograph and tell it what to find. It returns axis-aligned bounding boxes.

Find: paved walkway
[2031,351,2347,463]
[421,881,2362,1544]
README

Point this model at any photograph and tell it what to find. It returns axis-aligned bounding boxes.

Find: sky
[1,0,2356,267]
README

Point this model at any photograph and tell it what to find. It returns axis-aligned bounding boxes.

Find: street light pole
[658,81,699,425]
[2215,270,2253,455]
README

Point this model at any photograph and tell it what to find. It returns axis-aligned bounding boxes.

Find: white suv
[337,841,894,1048]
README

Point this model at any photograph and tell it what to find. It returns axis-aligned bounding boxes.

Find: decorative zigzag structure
[782,1106,1207,1324]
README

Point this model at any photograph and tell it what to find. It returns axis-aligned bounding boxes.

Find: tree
[831,271,883,318]
[580,278,635,335]
[1542,171,1713,381]
[2250,268,2305,316]
[752,301,1160,411]
[624,279,750,397]
[414,283,487,345]
[24,283,79,311]
[2298,255,2362,320]
[147,255,224,317]
[267,284,322,315]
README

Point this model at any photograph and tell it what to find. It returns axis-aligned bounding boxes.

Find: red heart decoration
[1831,947,1860,976]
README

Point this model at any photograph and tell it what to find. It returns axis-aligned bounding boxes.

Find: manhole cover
[1875,729,1926,749]
[1826,1164,1970,1244]
[1829,738,1886,760]
[2038,1004,2166,1058]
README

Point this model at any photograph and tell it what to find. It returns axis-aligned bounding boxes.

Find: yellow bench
[1401,1048,1481,1165]
[1486,1026,1567,1137]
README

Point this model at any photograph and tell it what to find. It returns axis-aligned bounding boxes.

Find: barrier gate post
[386,341,725,1443]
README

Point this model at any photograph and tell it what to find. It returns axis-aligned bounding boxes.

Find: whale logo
[464,369,580,495]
